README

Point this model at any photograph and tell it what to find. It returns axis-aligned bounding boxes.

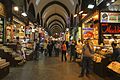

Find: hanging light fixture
[106,3,110,6]
[21,12,27,17]
[13,6,19,11]
[79,11,83,14]
[74,14,77,17]
[88,4,94,9]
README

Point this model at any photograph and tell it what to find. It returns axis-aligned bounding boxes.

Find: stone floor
[2,54,105,80]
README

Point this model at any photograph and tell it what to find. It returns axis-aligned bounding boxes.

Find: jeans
[80,57,91,75]
[70,51,75,61]
[61,50,67,62]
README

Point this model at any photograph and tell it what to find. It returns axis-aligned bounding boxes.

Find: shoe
[78,74,84,77]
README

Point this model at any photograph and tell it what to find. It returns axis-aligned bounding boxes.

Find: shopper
[16,37,22,55]
[34,39,39,60]
[76,40,83,55]
[61,41,67,62]
[70,40,76,62]
[55,42,61,57]
[79,38,94,77]
[47,41,53,57]
[111,42,120,61]
[40,42,44,54]
[43,40,48,56]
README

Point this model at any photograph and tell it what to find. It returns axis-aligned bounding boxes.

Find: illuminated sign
[102,23,120,34]
[101,12,120,23]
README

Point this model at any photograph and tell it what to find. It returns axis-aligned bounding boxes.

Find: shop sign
[101,12,120,23]
[0,3,5,16]
[83,28,94,30]
[102,23,120,34]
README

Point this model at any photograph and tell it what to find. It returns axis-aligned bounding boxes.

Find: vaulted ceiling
[26,0,78,36]
[7,0,120,37]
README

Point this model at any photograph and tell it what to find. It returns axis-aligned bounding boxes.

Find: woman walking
[61,41,67,62]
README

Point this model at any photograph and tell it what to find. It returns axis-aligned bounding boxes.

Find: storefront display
[0,57,9,79]
[93,53,105,63]
[0,2,10,73]
[107,61,120,74]
[100,12,120,46]
[25,22,34,42]
[6,17,25,43]
[82,11,99,45]
[107,61,120,79]
[0,3,6,43]
[0,18,4,43]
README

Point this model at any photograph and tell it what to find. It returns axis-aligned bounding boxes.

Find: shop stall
[82,11,99,45]
[6,17,25,43]
[107,61,120,79]
[0,2,10,78]
[100,12,120,46]
[0,2,5,43]
[98,12,120,79]
[24,22,35,60]
[82,10,120,78]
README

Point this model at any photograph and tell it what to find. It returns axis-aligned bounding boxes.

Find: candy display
[107,61,120,74]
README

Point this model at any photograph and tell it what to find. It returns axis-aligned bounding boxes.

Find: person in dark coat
[111,42,120,61]
[79,39,94,77]
[47,42,53,57]
[70,40,76,62]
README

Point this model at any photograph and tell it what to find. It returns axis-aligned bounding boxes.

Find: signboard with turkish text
[101,23,120,34]
[101,12,120,23]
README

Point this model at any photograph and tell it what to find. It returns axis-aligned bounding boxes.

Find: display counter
[107,61,120,79]
[92,45,120,78]
[0,44,25,66]
[92,46,113,78]
[0,58,10,79]
[25,49,33,61]
[93,54,111,77]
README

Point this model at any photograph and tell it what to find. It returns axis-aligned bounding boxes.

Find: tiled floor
[2,54,105,80]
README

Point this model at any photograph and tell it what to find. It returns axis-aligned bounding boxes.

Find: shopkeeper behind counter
[111,42,120,61]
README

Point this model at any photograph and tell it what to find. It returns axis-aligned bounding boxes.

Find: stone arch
[44,13,66,27]
[28,3,35,18]
[48,19,64,29]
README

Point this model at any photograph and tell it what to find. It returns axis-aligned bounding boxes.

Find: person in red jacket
[61,41,67,62]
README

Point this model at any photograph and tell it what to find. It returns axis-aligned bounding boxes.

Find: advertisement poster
[101,12,120,23]
[83,28,94,39]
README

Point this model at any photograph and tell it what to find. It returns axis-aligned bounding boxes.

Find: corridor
[2,54,104,80]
